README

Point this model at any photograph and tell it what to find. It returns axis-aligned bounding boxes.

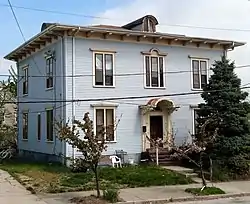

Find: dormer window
[122,15,158,33]
[141,48,167,88]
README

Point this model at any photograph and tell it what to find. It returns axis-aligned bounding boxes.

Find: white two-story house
[4,15,244,164]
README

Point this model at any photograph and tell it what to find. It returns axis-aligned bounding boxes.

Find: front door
[150,116,163,147]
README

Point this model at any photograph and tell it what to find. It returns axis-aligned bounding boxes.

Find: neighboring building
[0,85,16,127]
[4,15,244,163]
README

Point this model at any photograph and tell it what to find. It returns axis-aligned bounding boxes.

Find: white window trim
[45,108,54,143]
[22,65,29,96]
[93,107,117,143]
[143,55,166,89]
[190,58,209,91]
[45,56,54,90]
[22,111,29,141]
[92,51,115,88]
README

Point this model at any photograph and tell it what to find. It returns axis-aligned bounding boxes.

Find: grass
[0,160,194,194]
[185,187,226,196]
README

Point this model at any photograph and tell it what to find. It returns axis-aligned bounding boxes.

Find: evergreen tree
[196,56,250,176]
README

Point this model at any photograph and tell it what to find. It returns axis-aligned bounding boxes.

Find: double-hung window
[192,59,208,90]
[46,109,53,141]
[46,57,54,89]
[23,66,28,95]
[94,53,114,87]
[193,109,198,135]
[144,52,165,88]
[37,113,41,141]
[95,108,115,142]
[23,112,28,140]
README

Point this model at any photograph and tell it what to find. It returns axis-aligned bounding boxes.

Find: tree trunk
[93,165,100,197]
[209,156,213,184]
[199,152,207,190]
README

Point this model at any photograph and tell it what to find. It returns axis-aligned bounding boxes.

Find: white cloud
[93,0,250,85]
[0,59,16,80]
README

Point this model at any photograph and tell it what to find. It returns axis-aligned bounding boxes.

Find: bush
[70,158,89,173]
[211,165,230,182]
[103,187,119,203]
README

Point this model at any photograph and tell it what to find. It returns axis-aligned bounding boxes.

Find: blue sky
[0,0,130,57]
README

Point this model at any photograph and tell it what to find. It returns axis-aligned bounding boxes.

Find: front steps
[162,165,210,184]
[147,148,179,166]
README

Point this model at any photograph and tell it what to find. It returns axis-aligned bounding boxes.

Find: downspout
[61,35,66,164]
[16,61,20,155]
[71,27,80,161]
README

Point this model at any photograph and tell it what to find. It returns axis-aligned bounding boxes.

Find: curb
[117,193,250,204]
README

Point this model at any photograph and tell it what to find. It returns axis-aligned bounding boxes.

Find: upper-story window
[23,66,28,95]
[46,57,54,89]
[94,52,114,87]
[142,48,166,88]
[191,59,208,90]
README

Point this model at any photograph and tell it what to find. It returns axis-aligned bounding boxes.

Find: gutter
[4,24,58,60]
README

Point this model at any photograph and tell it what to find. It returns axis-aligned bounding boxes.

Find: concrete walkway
[39,181,250,203]
[0,170,47,204]
[2,167,250,204]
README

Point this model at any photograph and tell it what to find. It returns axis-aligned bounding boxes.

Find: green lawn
[185,187,226,196]
[0,160,194,193]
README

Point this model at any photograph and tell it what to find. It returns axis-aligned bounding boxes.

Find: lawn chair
[109,155,122,168]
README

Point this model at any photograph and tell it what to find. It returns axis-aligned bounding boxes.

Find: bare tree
[56,112,121,197]
[171,116,219,190]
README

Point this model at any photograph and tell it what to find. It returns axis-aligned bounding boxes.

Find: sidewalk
[39,181,250,204]
[0,170,47,204]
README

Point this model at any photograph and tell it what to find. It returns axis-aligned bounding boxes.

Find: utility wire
[6,85,250,104]
[1,3,250,33]
[1,64,250,78]
[27,102,73,114]
[7,0,44,77]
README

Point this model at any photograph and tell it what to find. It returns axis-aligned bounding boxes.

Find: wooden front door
[150,116,163,147]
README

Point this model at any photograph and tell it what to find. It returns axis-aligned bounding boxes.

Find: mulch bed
[70,195,108,204]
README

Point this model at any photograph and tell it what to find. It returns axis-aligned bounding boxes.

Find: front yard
[0,160,194,194]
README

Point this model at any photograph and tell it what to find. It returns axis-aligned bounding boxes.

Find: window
[46,109,53,141]
[46,57,54,89]
[95,108,115,142]
[23,66,28,95]
[94,53,114,86]
[37,113,41,141]
[193,109,198,135]
[145,55,164,88]
[22,112,28,140]
[192,59,208,89]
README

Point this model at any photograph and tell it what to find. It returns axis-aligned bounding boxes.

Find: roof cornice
[4,24,246,62]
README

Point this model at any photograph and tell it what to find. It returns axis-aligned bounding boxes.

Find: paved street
[172,196,250,204]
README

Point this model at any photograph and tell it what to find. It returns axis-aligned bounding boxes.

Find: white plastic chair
[109,155,122,168]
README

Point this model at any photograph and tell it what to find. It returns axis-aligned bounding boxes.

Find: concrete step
[150,154,172,159]
[183,172,199,178]
[162,166,194,173]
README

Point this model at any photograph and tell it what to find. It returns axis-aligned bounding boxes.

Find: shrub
[103,187,119,203]
[70,158,89,173]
